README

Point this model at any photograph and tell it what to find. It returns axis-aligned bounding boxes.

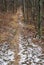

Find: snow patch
[0,43,15,65]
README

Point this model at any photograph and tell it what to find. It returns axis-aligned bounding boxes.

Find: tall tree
[38,0,42,38]
[2,0,7,12]
[12,0,14,13]
[22,0,27,22]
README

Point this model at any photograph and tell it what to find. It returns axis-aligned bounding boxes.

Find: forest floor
[0,7,44,65]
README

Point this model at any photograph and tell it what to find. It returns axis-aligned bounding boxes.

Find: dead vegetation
[0,6,44,65]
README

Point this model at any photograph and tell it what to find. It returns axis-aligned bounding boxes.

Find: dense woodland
[0,0,44,39]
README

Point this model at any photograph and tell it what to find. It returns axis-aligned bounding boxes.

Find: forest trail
[0,7,24,65]
[0,7,44,65]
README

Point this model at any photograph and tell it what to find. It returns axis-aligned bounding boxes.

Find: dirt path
[0,7,23,65]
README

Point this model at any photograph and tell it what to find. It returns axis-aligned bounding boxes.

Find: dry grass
[0,10,21,65]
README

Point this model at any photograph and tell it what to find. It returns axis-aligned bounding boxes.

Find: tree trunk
[2,0,7,12]
[38,0,42,39]
[12,0,14,13]
[22,0,27,22]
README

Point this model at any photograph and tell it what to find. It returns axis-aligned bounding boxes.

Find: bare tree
[38,0,42,38]
[2,0,7,12]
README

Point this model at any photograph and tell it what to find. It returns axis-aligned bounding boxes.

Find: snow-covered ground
[18,34,44,65]
[0,42,15,65]
[0,26,44,65]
